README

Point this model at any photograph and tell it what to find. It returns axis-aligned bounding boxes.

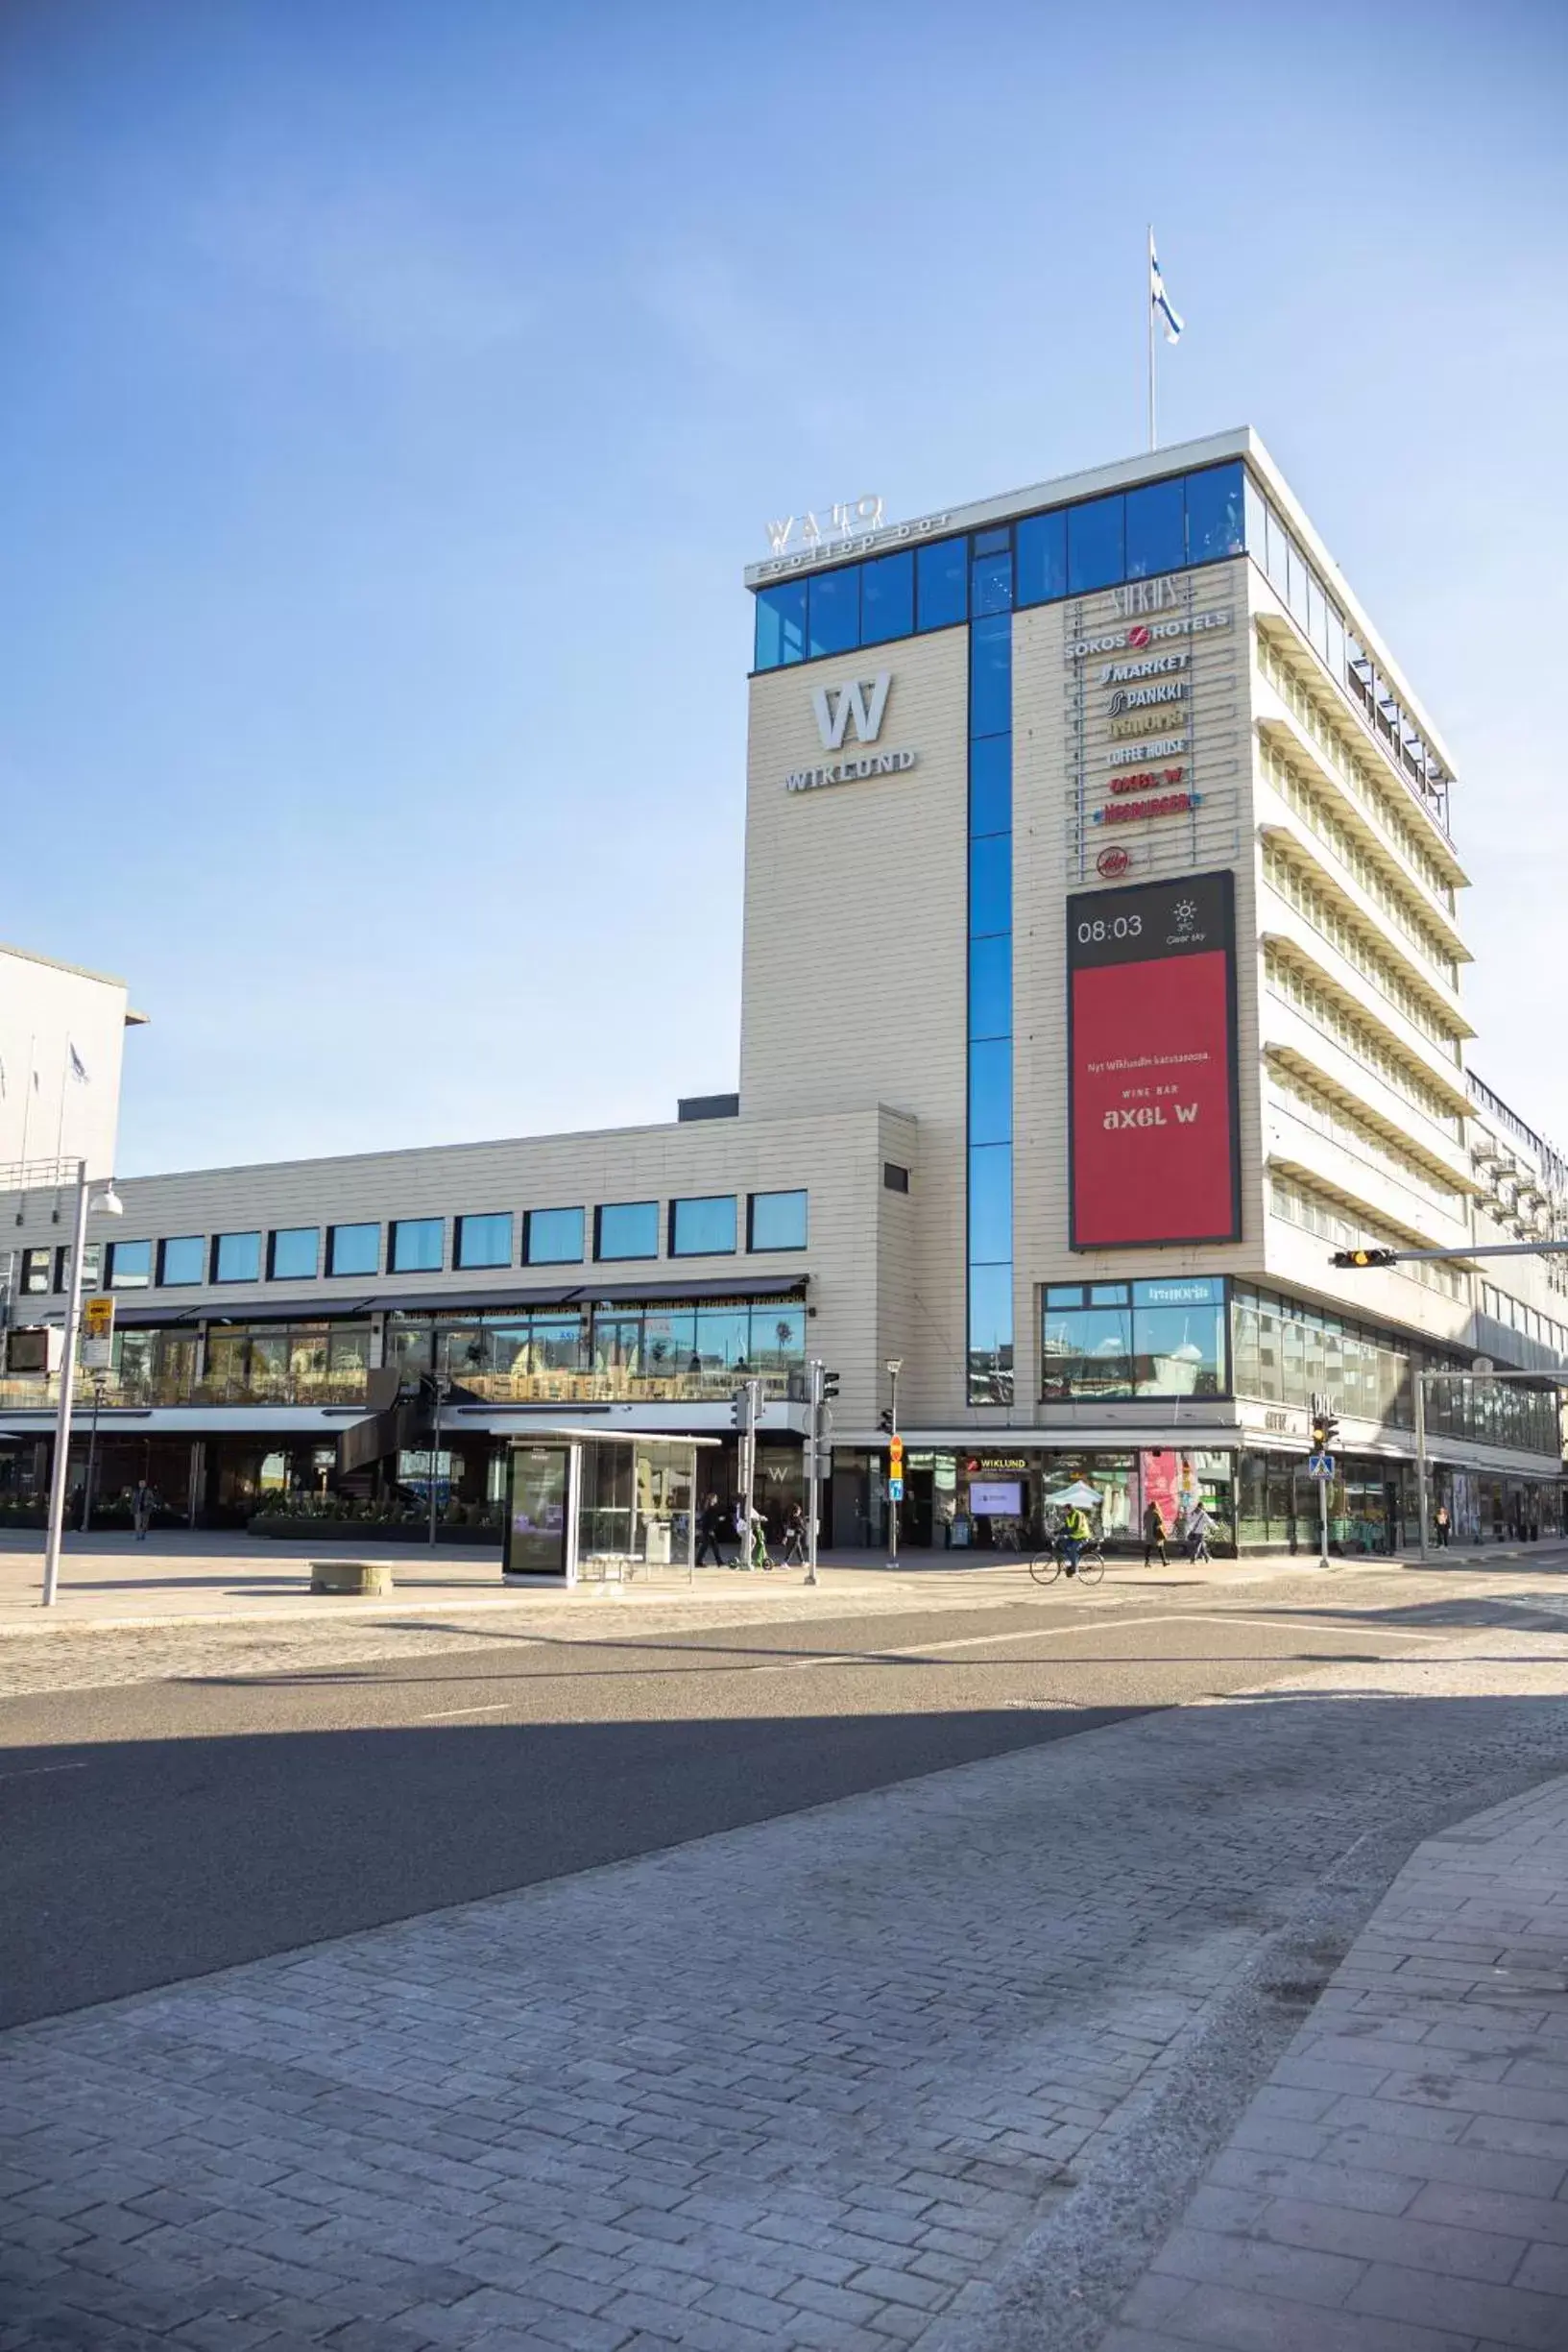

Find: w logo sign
[810,673,891,751]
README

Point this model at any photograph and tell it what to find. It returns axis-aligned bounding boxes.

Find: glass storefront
[1043,1276,1227,1402]
[828,1445,1235,1553]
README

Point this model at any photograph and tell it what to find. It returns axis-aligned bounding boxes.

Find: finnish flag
[1150,235,1184,345]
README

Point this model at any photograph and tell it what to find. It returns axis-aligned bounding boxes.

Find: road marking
[410,1703,513,1722]
[743,1607,1456,1677]
[1183,1612,1453,1641]
[0,1761,88,1782]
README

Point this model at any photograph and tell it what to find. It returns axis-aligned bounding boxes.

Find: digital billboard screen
[1068,870,1241,1249]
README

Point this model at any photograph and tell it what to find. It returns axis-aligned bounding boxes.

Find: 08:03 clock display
[1075,915,1143,944]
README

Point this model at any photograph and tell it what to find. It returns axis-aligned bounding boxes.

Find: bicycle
[1029,1537,1106,1588]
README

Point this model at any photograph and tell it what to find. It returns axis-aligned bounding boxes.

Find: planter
[248,1516,501,1546]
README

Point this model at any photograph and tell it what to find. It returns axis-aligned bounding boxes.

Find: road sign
[1306,1452,1335,1479]
[1472,1355,1494,1375]
[80,1295,114,1371]
[888,1478,905,1502]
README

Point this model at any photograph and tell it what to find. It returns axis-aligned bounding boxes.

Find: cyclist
[1061,1501,1092,1575]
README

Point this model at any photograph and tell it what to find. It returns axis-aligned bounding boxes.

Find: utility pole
[805,1361,837,1586]
[732,1375,761,1566]
[82,1370,108,1535]
[426,1369,451,1545]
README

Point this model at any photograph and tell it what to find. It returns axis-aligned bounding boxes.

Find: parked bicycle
[1029,1534,1106,1588]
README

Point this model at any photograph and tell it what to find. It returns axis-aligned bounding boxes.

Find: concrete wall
[0,946,133,1186]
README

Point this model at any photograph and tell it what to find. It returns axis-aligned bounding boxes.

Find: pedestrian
[1061,1501,1091,1576]
[1142,1497,1169,1568]
[1186,1501,1215,1564]
[735,1498,770,1571]
[695,1491,728,1569]
[780,1501,808,1566]
[1434,1501,1451,1550]
[131,1479,155,1543]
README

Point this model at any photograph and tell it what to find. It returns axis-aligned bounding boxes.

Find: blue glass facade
[968,526,1014,1407]
[754,461,1245,672]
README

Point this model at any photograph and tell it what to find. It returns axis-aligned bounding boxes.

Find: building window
[860,551,913,644]
[20,1248,52,1295]
[808,566,859,658]
[157,1236,205,1287]
[1124,477,1186,579]
[212,1231,262,1284]
[389,1218,444,1274]
[970,527,1013,618]
[669,1195,736,1257]
[748,1190,807,1251]
[523,1206,585,1266]
[326,1223,380,1278]
[594,1200,659,1262]
[454,1213,513,1271]
[916,538,967,631]
[1015,510,1066,606]
[882,1162,910,1194]
[1067,493,1124,594]
[1042,1276,1228,1402]
[754,579,807,672]
[107,1240,153,1291]
[968,597,1013,1406]
[268,1226,319,1280]
[54,1243,101,1294]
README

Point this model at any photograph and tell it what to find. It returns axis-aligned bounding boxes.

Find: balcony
[0,1364,798,1416]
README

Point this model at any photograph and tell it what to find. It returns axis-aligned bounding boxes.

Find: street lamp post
[82,1370,108,1536]
[427,1369,451,1546]
[41,1160,122,1609]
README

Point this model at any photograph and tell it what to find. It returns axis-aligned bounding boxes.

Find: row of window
[753,463,1247,670]
[1266,1065,1466,1222]
[1479,1282,1568,1363]
[1042,1276,1227,1403]
[76,1190,808,1293]
[1260,744,1459,985]
[1264,948,1462,1139]
[1268,1173,1468,1301]
[1261,843,1463,1059]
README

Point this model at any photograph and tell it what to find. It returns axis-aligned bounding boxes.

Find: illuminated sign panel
[1068,870,1242,1249]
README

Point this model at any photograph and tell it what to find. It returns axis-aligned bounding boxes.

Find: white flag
[68,1043,89,1084]
[1150,233,1184,345]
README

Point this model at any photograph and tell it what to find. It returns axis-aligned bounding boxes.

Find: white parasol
[1048,1480,1101,1508]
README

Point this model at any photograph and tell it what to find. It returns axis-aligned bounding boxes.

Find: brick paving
[3,1627,1568,2347]
[1102,1771,1568,2352]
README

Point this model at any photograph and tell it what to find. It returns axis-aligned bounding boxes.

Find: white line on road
[411,1703,513,1722]
[744,1608,1454,1676]
[0,1760,88,1782]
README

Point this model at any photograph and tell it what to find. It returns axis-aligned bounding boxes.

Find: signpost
[80,1295,114,1372]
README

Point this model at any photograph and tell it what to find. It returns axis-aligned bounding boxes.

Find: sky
[1,0,1565,1176]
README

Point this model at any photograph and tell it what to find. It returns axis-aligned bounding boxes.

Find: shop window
[389,1218,444,1275]
[1124,478,1185,580]
[1015,510,1066,606]
[523,1206,585,1266]
[107,1239,153,1291]
[1132,1276,1226,1397]
[808,566,859,658]
[860,551,913,645]
[751,1304,805,1368]
[326,1222,380,1278]
[669,1196,736,1257]
[157,1236,205,1287]
[20,1248,52,1295]
[1067,493,1124,594]
[454,1212,512,1271]
[747,1189,807,1252]
[1043,1298,1133,1400]
[916,538,967,631]
[693,1305,749,1370]
[212,1231,262,1284]
[594,1200,659,1262]
[754,579,807,671]
[269,1226,319,1280]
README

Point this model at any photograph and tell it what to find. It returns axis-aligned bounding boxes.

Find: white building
[1,428,1561,1550]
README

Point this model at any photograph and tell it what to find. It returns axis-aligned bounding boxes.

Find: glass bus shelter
[502,1427,717,1586]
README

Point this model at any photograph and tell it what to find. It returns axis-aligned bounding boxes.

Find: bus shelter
[502,1427,717,1586]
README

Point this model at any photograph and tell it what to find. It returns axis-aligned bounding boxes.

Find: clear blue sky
[2,0,1564,1174]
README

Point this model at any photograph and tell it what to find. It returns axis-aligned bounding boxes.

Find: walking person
[1186,1500,1215,1564]
[780,1500,808,1566]
[1142,1497,1169,1568]
[1434,1501,1452,1550]
[131,1479,156,1543]
[695,1491,729,1569]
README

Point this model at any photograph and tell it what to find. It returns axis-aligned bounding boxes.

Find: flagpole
[1146,224,1156,451]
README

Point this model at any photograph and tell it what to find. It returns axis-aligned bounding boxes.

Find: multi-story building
[1,427,1562,1550]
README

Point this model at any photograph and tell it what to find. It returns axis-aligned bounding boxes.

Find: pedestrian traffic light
[821,1370,840,1400]
[730,1384,757,1430]
[878,1407,893,1432]
[1332,1247,1398,1269]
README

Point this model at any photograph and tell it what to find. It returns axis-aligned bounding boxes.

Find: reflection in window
[1043,1300,1134,1399]
[916,538,967,631]
[524,1206,585,1265]
[693,1307,749,1370]
[970,613,1011,738]
[748,1190,807,1251]
[968,934,1012,1040]
[968,1264,1013,1403]
[808,566,859,658]
[21,1249,52,1295]
[751,1305,805,1368]
[389,1218,444,1274]
[269,1226,319,1280]
[1132,1277,1226,1396]
[969,834,1012,937]
[970,734,1011,837]
[968,1146,1012,1261]
[454,1212,512,1270]
[1015,509,1066,605]
[1185,462,1246,564]
[669,1196,736,1256]
[327,1223,380,1278]
[860,551,914,644]
[213,1231,262,1284]
[1124,478,1185,579]
[968,1039,1012,1147]
[594,1200,659,1261]
[970,529,1013,617]
[754,579,807,670]
[158,1236,205,1287]
[107,1240,153,1290]
[1068,494,1124,593]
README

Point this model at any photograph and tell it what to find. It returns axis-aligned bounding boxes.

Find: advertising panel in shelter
[1068,869,1241,1249]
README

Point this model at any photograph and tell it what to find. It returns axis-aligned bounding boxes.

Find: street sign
[888,1478,905,1501]
[1307,1452,1335,1479]
[80,1295,114,1371]
[1472,1355,1494,1375]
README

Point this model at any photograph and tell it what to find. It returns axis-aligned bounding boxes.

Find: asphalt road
[4,1566,1563,2027]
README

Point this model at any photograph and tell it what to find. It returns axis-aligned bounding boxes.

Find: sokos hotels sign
[784,673,919,794]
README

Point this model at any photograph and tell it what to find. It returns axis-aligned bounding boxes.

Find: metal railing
[0,1365,799,1413]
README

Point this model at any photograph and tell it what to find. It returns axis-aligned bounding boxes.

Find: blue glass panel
[968,1262,1014,1360]
[808,565,860,658]
[754,580,806,671]
[213,1230,261,1284]
[270,1225,319,1280]
[1242,472,1267,563]
[595,1200,658,1261]
[969,833,1012,937]
[158,1235,204,1286]
[389,1217,444,1274]
[454,1213,512,1269]
[968,1145,1013,1261]
[108,1239,152,1289]
[916,538,967,630]
[1068,494,1125,594]
[327,1223,379,1277]
[525,1207,585,1265]
[748,1189,808,1251]
[969,934,1012,1039]
[969,612,1012,738]
[1125,478,1186,579]
[1015,510,1067,605]
[971,545,1013,616]
[970,733,1011,837]
[1186,462,1245,564]
[669,1195,737,1256]
[860,551,914,644]
[969,1039,1013,1145]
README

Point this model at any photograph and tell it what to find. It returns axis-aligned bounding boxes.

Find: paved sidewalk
[1100,1774,1568,2352]
[4,1624,1568,2348]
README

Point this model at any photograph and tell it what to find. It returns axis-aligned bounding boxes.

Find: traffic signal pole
[886,1360,901,1568]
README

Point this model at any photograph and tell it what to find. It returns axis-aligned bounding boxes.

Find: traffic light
[889,1435,905,1478]
[1310,1412,1340,1453]
[1332,1247,1398,1269]
[730,1384,757,1430]
[878,1407,893,1433]
[821,1370,840,1401]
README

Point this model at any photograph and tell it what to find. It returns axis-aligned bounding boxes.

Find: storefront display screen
[968,1479,1022,1516]
[1068,870,1241,1248]
[505,1445,568,1578]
